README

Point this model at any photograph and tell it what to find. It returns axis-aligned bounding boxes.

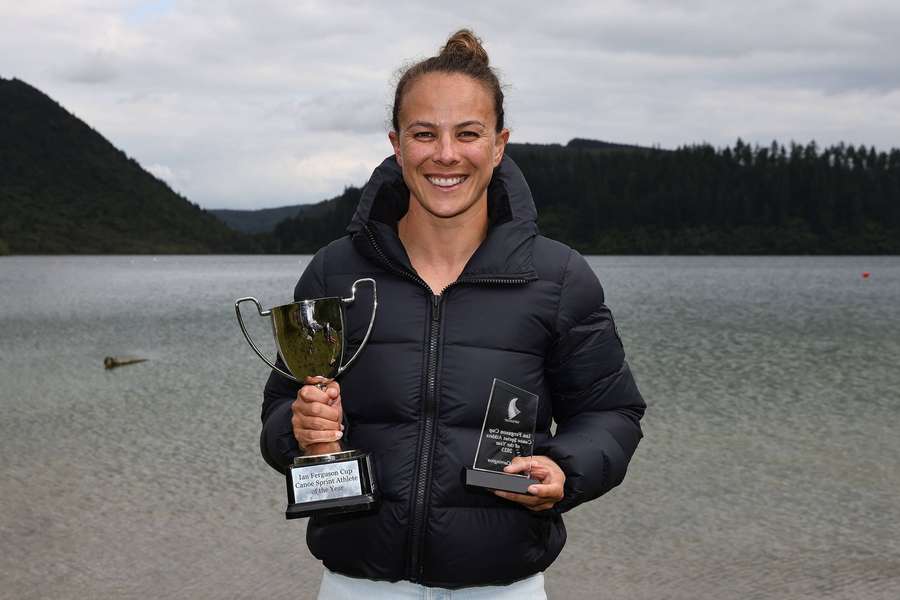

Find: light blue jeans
[318,569,547,599]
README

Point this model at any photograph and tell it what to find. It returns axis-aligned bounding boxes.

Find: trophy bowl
[235,278,379,519]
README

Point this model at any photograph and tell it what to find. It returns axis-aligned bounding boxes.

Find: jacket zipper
[407,293,441,580]
[363,224,534,581]
[363,225,429,288]
[409,277,535,581]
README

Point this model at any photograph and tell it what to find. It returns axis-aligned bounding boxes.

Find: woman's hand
[291,376,344,453]
[493,455,565,512]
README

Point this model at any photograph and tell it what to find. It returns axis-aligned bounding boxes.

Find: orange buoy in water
[862,272,871,279]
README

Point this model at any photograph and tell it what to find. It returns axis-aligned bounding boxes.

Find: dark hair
[391,29,505,133]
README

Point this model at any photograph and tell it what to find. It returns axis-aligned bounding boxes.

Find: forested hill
[511,140,900,253]
[3,75,897,255]
[0,77,254,254]
[266,139,900,254]
[210,204,311,234]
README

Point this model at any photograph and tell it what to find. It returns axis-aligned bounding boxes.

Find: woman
[261,29,645,598]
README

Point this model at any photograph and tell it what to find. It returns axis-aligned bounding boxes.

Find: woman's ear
[493,128,510,166]
[389,130,403,167]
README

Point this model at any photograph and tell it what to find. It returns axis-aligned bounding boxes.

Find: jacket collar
[348,155,539,282]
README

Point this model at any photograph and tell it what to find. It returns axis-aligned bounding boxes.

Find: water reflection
[1,255,898,599]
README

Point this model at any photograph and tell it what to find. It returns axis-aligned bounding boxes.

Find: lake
[1,255,899,599]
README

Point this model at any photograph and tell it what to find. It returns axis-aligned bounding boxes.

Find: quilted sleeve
[259,249,327,473]
[535,249,645,512]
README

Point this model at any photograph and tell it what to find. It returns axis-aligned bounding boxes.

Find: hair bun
[392,28,505,133]
[440,29,489,65]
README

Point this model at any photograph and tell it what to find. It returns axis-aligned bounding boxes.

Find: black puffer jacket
[261,155,645,588]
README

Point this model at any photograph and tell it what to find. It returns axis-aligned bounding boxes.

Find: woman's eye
[414,131,435,140]
[459,131,479,139]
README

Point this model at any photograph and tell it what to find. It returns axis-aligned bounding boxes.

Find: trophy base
[285,449,378,520]
[465,467,539,495]
[285,492,378,520]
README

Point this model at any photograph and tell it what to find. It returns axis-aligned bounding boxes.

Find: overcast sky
[2,1,899,209]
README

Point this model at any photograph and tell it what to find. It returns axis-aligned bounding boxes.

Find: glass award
[465,378,539,494]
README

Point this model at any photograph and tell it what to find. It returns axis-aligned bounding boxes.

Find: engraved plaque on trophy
[235,278,378,519]
[465,378,540,494]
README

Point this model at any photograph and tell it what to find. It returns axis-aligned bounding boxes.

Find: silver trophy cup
[235,278,378,519]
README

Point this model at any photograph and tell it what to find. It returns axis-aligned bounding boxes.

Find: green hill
[0,77,255,254]
[265,140,900,254]
[210,204,313,234]
[266,186,363,253]
[210,200,343,235]
[506,140,900,253]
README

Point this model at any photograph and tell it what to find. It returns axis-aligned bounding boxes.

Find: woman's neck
[397,197,489,295]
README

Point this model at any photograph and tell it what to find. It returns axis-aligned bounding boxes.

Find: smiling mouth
[426,175,468,188]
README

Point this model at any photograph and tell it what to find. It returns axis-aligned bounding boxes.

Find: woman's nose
[433,135,460,165]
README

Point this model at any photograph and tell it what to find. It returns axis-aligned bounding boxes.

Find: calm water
[1,255,899,600]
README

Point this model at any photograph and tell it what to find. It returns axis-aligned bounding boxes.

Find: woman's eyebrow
[406,120,487,129]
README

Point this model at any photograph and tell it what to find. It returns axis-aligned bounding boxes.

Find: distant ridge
[0,77,253,254]
[210,204,312,234]
[566,138,654,151]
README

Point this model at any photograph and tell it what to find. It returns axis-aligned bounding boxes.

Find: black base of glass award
[285,449,378,520]
[465,467,539,495]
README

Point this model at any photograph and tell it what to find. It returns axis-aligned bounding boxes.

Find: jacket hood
[347,155,539,281]
[347,154,538,233]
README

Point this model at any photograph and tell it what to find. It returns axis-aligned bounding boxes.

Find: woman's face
[389,72,509,222]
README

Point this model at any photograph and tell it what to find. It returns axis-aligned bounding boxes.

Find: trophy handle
[336,278,377,377]
[234,296,301,383]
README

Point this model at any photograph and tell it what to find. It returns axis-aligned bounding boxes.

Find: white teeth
[427,176,466,187]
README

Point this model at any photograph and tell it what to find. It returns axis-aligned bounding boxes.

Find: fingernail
[528,485,538,494]
[335,431,343,439]
[340,424,345,431]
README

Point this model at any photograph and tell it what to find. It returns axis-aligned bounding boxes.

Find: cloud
[295,93,390,135]
[145,162,190,194]
[60,49,120,84]
[1,0,899,209]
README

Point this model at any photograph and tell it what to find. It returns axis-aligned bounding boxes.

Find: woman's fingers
[292,414,345,432]
[493,489,544,506]
[301,377,341,405]
[294,394,342,422]
[292,380,344,450]
[295,427,344,448]
[502,455,531,475]
[291,408,344,449]
[494,455,566,510]
[321,380,341,405]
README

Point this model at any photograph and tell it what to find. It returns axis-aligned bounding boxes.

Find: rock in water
[103,356,148,369]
